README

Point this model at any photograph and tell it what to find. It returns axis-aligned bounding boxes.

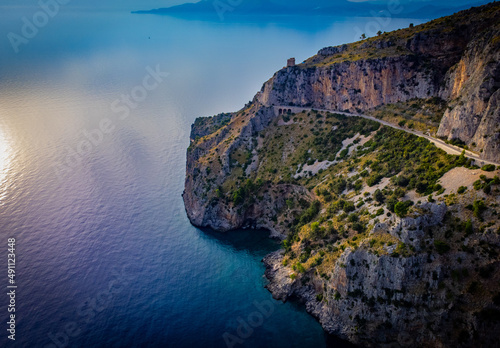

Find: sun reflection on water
[0,125,12,204]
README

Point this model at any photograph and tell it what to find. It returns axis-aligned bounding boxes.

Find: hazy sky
[0,0,193,10]
[0,0,491,10]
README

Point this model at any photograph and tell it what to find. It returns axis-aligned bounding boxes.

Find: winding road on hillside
[273,106,500,167]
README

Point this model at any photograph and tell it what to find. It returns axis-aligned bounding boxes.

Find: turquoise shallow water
[0,9,422,347]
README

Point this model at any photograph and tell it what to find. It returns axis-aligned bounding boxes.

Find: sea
[0,7,424,347]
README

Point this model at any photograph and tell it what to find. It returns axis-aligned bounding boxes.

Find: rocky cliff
[255,3,500,162]
[264,201,500,347]
[183,3,500,347]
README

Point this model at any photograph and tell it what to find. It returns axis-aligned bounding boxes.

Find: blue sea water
[0,8,424,348]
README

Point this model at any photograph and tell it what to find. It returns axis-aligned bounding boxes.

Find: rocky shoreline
[183,4,500,347]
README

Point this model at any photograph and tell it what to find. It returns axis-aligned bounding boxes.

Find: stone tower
[287,58,296,67]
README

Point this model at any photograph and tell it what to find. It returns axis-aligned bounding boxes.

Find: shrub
[282,239,292,251]
[344,201,356,213]
[367,174,383,187]
[232,190,244,205]
[393,175,410,187]
[481,164,496,172]
[457,186,467,194]
[374,189,385,203]
[472,200,487,220]
[337,149,349,160]
[392,242,408,257]
[299,200,321,225]
[394,201,410,217]
[295,262,306,273]
[434,240,451,255]
[352,222,365,233]
[386,196,399,212]
[310,221,320,236]
[464,219,473,236]
[473,180,483,190]
[416,181,429,194]
[348,213,358,223]
[394,187,406,198]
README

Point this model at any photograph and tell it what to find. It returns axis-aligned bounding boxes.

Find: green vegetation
[472,175,499,195]
[302,2,500,70]
[186,4,500,342]
[481,164,496,172]
[251,111,380,184]
[367,97,447,134]
[298,201,321,226]
[359,127,461,195]
[394,201,412,218]
[472,200,487,220]
[231,179,263,206]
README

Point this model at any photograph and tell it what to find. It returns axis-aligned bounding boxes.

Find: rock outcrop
[437,25,500,162]
[264,202,500,347]
[183,3,500,347]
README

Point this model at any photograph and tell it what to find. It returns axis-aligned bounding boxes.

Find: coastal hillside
[183,3,500,347]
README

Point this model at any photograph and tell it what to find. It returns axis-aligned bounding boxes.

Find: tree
[394,201,409,218]
[232,189,244,205]
[377,30,382,36]
[374,189,385,203]
[311,221,320,235]
[360,33,366,40]
[464,219,473,236]
[472,200,486,220]
[409,23,414,28]
[343,201,356,213]
[456,150,467,166]
[481,164,496,172]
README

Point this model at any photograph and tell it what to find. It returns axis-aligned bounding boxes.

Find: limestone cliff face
[255,3,500,162]
[183,105,314,237]
[265,205,443,346]
[264,203,500,347]
[437,26,500,162]
[256,56,440,113]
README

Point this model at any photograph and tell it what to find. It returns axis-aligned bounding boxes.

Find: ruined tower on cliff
[287,58,295,67]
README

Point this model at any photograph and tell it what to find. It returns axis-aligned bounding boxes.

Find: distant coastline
[133,0,493,19]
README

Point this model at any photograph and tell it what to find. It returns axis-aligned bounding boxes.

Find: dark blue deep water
[0,8,422,348]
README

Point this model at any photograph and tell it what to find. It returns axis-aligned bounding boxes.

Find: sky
[0,0,492,10]
[0,0,194,10]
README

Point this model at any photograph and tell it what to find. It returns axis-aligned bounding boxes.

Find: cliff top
[302,1,500,68]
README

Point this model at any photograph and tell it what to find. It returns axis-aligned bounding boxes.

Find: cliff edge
[183,3,500,347]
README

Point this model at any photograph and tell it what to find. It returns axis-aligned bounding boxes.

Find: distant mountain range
[134,0,494,18]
